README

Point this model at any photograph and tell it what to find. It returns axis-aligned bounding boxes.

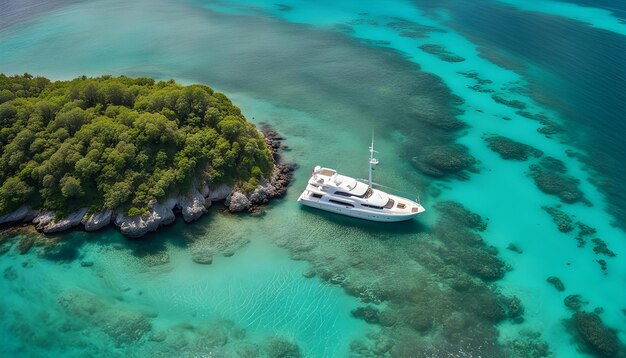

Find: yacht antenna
[368,132,378,188]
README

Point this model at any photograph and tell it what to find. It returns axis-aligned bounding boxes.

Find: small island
[0,74,293,237]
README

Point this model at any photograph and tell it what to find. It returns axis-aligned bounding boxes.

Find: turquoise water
[1,0,625,356]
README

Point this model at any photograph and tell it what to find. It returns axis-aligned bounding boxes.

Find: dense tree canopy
[0,74,273,216]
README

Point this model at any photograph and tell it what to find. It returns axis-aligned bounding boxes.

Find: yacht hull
[298,194,419,222]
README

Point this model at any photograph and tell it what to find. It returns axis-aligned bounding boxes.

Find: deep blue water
[430,0,626,227]
[1,0,625,356]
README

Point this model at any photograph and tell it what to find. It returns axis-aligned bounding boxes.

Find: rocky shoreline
[0,125,295,238]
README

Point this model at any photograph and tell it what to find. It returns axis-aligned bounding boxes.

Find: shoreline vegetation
[0,74,294,238]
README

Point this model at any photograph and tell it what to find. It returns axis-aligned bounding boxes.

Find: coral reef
[418,44,466,62]
[266,336,301,358]
[516,111,563,136]
[484,135,543,161]
[277,199,520,356]
[57,288,152,345]
[592,238,616,257]
[542,206,573,233]
[567,311,623,357]
[564,294,587,311]
[412,145,478,180]
[492,94,526,109]
[352,306,381,324]
[546,276,565,292]
[530,158,585,204]
[503,330,551,357]
[386,19,446,39]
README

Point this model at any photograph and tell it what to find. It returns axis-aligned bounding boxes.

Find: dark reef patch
[418,44,465,62]
[275,4,292,12]
[266,336,301,358]
[386,18,446,38]
[458,71,494,93]
[3,266,18,281]
[516,111,563,136]
[18,235,35,254]
[411,145,478,180]
[352,306,381,325]
[546,276,565,292]
[565,311,624,357]
[492,94,526,110]
[564,294,587,311]
[591,238,616,258]
[595,259,608,275]
[507,243,523,254]
[575,221,597,247]
[484,135,543,161]
[542,206,573,233]
[530,157,586,204]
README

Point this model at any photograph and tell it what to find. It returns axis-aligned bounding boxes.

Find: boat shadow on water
[298,205,428,236]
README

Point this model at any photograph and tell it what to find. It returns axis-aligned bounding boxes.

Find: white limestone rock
[179,188,209,223]
[32,211,55,228]
[82,209,112,231]
[207,184,232,202]
[114,198,177,238]
[42,208,88,234]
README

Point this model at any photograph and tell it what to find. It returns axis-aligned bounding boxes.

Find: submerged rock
[546,276,566,292]
[3,266,17,281]
[18,235,35,254]
[191,248,213,265]
[57,288,152,345]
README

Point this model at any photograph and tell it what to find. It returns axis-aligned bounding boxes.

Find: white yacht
[298,137,425,222]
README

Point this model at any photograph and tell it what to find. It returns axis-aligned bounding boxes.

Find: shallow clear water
[1,0,625,356]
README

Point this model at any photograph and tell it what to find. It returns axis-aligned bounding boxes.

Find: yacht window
[362,204,383,210]
[383,199,395,209]
[312,193,322,199]
[329,199,354,207]
[335,191,351,197]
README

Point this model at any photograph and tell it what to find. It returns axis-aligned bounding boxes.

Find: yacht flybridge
[298,136,425,222]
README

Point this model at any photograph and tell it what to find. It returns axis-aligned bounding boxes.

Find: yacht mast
[368,132,378,188]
